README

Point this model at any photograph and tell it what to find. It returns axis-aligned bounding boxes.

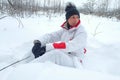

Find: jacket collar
[61,20,81,30]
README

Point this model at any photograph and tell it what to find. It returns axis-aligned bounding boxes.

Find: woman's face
[67,15,79,26]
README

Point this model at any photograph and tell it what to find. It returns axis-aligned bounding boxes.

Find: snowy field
[0,13,120,80]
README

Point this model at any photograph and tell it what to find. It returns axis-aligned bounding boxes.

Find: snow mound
[6,61,120,80]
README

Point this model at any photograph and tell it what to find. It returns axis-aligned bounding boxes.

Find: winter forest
[0,0,120,19]
[0,0,120,80]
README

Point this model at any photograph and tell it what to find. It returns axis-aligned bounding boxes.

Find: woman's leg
[31,50,74,67]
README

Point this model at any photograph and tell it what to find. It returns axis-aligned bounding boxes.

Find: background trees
[0,0,120,19]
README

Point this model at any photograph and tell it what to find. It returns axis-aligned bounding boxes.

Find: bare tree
[0,0,64,17]
[82,0,96,14]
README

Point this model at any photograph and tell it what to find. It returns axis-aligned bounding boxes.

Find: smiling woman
[31,2,87,68]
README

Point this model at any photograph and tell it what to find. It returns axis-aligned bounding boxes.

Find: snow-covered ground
[0,13,120,80]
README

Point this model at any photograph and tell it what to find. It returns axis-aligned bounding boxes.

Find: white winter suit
[32,20,87,68]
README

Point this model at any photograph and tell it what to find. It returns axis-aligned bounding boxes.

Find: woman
[32,2,87,68]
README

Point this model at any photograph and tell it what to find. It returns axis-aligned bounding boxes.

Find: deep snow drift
[0,14,120,80]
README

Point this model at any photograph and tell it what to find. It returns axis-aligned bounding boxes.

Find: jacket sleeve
[46,26,87,52]
[38,29,63,47]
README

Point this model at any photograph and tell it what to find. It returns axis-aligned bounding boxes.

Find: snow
[4,62,120,80]
[0,13,120,80]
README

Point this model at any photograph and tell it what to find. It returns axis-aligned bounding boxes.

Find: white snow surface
[0,14,120,80]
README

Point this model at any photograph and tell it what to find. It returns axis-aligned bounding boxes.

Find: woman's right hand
[33,40,41,44]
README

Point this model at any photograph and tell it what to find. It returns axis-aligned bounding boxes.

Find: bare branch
[0,16,7,20]
[7,0,16,10]
[14,17,24,28]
